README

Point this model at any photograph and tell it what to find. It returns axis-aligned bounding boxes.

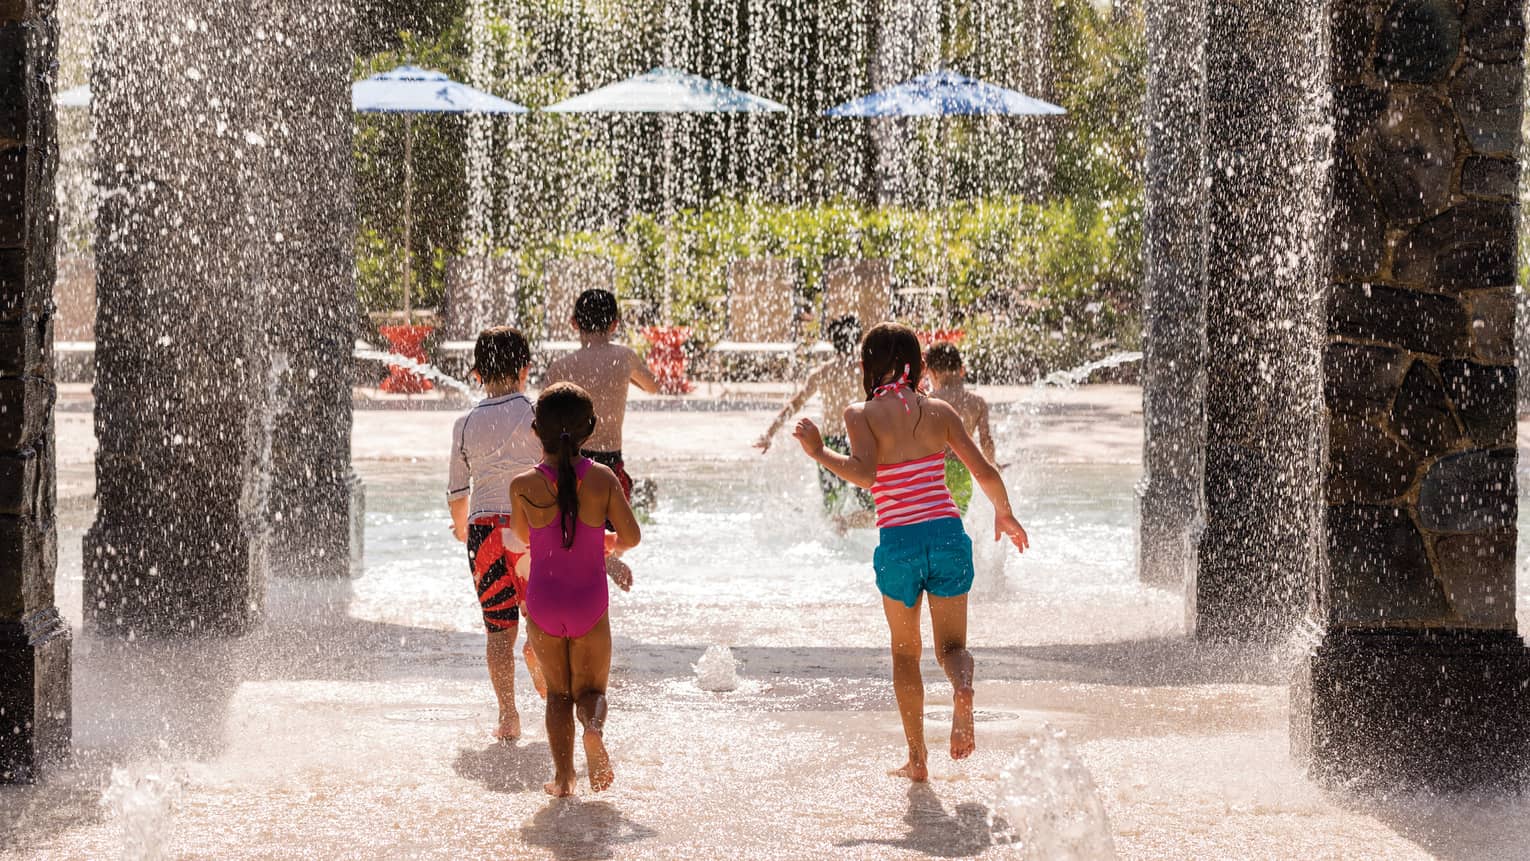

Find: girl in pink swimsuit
[792,322,1029,783]
[511,383,641,798]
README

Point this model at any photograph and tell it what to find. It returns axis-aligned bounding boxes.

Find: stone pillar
[84,1,272,636]
[1137,0,1206,590]
[1195,0,1328,641]
[0,0,69,783]
[1295,0,1530,789]
[263,2,363,579]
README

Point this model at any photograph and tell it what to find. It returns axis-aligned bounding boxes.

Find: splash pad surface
[18,385,1530,859]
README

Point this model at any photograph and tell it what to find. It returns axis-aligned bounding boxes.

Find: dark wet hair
[534,383,598,549]
[825,315,861,357]
[573,288,620,334]
[925,342,963,374]
[861,321,924,399]
[472,326,531,385]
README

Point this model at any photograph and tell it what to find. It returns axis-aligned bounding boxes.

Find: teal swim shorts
[873,517,975,608]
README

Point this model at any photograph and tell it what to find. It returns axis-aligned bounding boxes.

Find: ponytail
[534,383,599,551]
[556,431,580,549]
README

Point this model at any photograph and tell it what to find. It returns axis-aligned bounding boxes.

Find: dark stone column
[263,2,362,579]
[84,2,272,636]
[1195,0,1328,640]
[0,0,69,784]
[1294,0,1530,789]
[1137,0,1206,589]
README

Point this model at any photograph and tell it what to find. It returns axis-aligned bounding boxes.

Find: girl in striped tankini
[791,321,1030,782]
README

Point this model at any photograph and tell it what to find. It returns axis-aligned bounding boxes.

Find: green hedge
[356,194,1140,381]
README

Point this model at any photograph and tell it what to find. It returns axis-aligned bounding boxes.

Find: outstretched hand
[995,512,1029,553]
[753,434,772,454]
[792,418,825,457]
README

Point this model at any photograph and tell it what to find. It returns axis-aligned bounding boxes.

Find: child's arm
[448,497,470,543]
[603,471,642,551]
[794,406,878,489]
[509,473,534,548]
[756,365,823,451]
[447,417,471,542]
[628,348,661,394]
[945,406,1028,551]
[976,397,997,464]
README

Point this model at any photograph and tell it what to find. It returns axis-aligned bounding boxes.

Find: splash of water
[1035,351,1142,389]
[100,764,181,861]
[694,644,739,692]
[353,349,474,397]
[993,724,1117,859]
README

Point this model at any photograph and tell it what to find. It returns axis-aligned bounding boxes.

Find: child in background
[447,327,546,741]
[511,383,641,797]
[755,316,875,527]
[925,342,997,515]
[545,289,658,586]
[792,322,1028,782]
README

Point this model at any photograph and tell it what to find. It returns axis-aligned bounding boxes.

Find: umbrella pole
[404,113,414,324]
[662,119,674,324]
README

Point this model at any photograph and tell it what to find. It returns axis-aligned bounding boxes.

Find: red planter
[917,328,965,348]
[377,324,435,394]
[639,326,694,395]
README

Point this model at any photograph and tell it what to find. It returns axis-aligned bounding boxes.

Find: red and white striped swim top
[871,451,962,529]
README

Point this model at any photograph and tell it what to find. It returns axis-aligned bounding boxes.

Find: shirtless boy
[755,316,875,528]
[545,289,659,582]
[925,342,997,514]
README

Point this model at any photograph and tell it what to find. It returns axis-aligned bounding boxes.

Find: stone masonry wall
[264,2,361,579]
[0,0,68,783]
[84,1,272,637]
[1139,0,1206,590]
[1295,0,1530,790]
[1196,0,1329,641]
[1325,0,1522,629]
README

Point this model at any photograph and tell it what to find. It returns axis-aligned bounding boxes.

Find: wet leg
[882,595,928,781]
[523,638,547,699]
[570,614,614,792]
[485,626,521,739]
[527,621,577,796]
[513,558,547,698]
[928,594,975,760]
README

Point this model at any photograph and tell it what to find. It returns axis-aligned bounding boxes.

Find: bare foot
[543,776,576,797]
[523,641,547,700]
[951,686,976,760]
[494,711,521,741]
[584,728,614,792]
[605,557,633,592]
[889,760,929,782]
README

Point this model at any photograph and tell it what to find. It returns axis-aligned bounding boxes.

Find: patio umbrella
[824,70,1065,117]
[544,67,787,319]
[543,67,788,115]
[352,65,528,321]
[826,71,1064,323]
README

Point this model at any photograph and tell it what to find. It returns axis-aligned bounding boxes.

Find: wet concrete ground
[16,384,1530,859]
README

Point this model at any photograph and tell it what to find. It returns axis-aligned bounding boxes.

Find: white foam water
[352,348,474,396]
[1036,351,1143,389]
[693,644,740,692]
[100,764,181,861]
[993,724,1118,860]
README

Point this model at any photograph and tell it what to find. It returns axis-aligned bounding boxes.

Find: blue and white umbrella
[352,65,529,115]
[353,66,528,319]
[545,68,786,320]
[824,70,1064,117]
[543,67,787,114]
